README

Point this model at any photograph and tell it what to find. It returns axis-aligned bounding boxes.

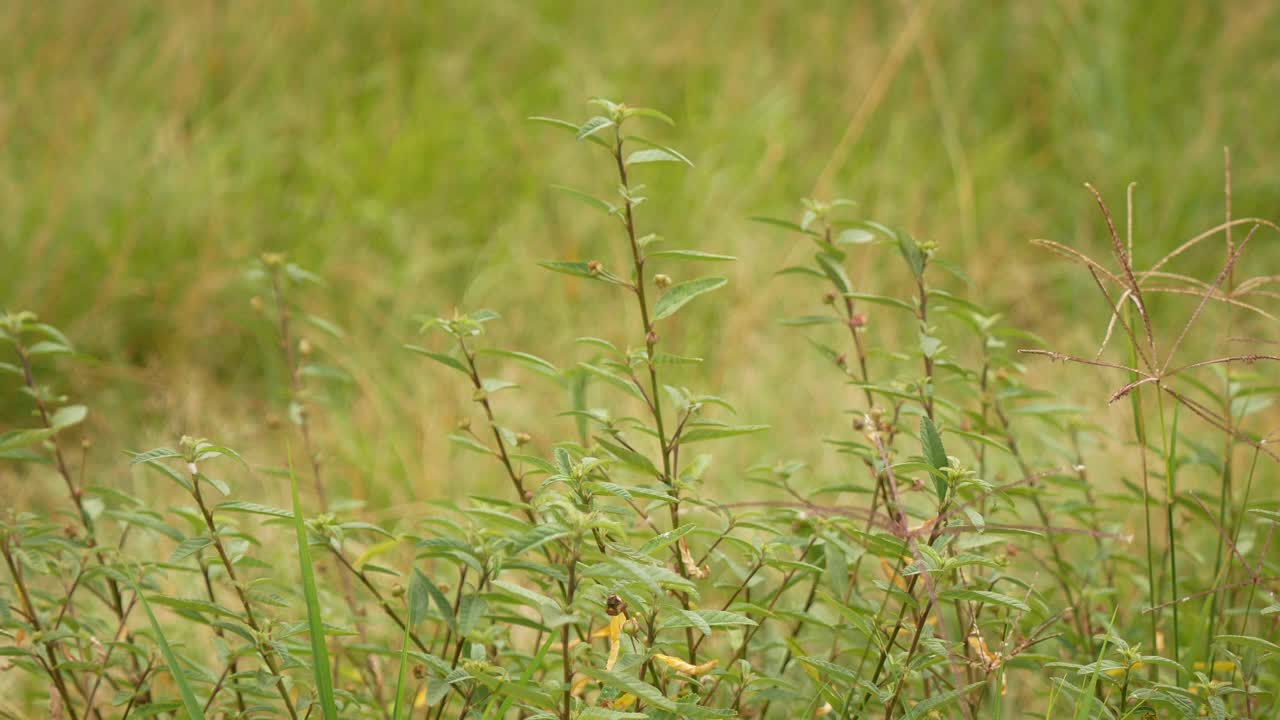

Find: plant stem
[191,472,299,719]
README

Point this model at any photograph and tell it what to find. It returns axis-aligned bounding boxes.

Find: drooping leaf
[404,345,470,375]
[652,277,727,320]
[679,424,769,444]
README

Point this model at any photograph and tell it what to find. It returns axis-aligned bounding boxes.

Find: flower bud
[823,291,837,305]
[457,417,472,431]
[298,339,312,356]
[514,431,532,446]
[587,260,604,274]
[849,313,867,329]
[654,274,672,289]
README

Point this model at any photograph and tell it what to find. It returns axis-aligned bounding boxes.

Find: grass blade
[290,446,339,720]
[391,611,413,719]
[132,579,206,720]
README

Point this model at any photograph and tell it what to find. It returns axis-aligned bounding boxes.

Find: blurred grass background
[2,0,1278,509]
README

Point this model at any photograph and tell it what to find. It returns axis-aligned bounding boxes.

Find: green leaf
[0,428,56,452]
[447,433,494,455]
[679,424,769,444]
[408,569,432,626]
[404,345,470,375]
[50,404,87,430]
[814,253,852,294]
[626,148,692,166]
[131,579,206,720]
[750,216,820,237]
[474,348,559,373]
[581,668,674,711]
[920,417,949,501]
[594,436,659,476]
[938,589,1029,612]
[657,609,757,633]
[647,249,736,262]
[527,115,610,148]
[169,536,213,563]
[550,184,615,214]
[652,277,727,320]
[1215,634,1280,655]
[457,594,488,636]
[622,106,675,125]
[844,292,914,312]
[576,115,614,140]
[290,448,338,720]
[213,501,293,519]
[897,230,926,279]
[901,682,986,720]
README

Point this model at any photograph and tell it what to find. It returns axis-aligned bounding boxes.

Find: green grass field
[2,3,1280,717]
[4,1,1278,505]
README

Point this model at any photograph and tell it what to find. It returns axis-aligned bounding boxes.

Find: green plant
[2,100,1278,720]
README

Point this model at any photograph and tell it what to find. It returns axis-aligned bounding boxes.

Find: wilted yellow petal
[571,675,591,696]
[967,632,999,668]
[679,537,710,579]
[1104,661,1143,677]
[652,653,718,676]
[880,557,908,591]
[414,688,427,709]
[605,612,627,671]
[1192,660,1236,674]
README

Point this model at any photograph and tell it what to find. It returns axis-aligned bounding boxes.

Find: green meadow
[2,2,1279,718]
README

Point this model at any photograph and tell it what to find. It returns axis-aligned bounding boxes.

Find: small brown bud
[457,417,472,431]
[412,663,427,680]
[266,414,282,429]
[391,583,405,598]
[835,353,847,368]
[586,260,604,274]
[606,594,627,617]
[852,416,866,431]
[645,331,658,346]
[848,313,867,328]
[522,490,534,502]
[822,291,838,305]
[514,431,532,446]
[654,274,672,289]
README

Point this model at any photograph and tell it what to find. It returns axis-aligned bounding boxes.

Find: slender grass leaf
[290,448,338,720]
[131,580,206,720]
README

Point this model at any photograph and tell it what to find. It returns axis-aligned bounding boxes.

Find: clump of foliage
[2,101,1278,720]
